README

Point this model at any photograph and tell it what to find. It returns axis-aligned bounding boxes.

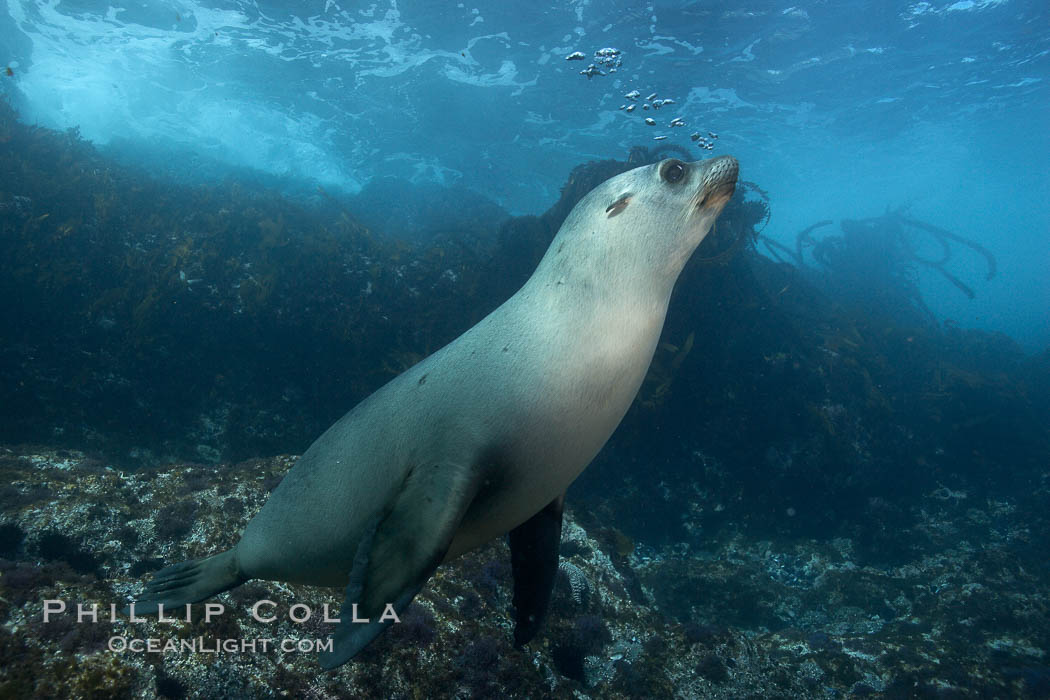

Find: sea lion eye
[660,159,687,184]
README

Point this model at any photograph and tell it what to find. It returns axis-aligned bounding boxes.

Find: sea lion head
[551,155,739,292]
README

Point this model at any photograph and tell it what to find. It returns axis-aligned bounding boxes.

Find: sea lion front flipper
[319,461,477,669]
[509,493,565,647]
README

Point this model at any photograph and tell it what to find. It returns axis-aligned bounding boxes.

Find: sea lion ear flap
[319,462,477,669]
[605,193,633,218]
[508,493,565,647]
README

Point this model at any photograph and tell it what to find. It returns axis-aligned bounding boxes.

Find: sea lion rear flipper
[509,493,565,647]
[128,549,245,615]
[319,461,477,669]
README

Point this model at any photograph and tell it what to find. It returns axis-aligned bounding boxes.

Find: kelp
[762,208,997,322]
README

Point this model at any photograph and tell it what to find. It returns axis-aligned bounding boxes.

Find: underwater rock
[1,445,1045,696]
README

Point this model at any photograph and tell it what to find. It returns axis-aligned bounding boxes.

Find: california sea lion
[131,155,739,668]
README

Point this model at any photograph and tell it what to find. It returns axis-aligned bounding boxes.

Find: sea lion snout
[695,155,739,209]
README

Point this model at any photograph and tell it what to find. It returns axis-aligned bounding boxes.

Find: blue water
[1,0,1046,350]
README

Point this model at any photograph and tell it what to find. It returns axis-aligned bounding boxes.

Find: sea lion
[131,155,739,668]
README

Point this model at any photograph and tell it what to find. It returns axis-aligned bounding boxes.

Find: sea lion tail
[127,549,246,616]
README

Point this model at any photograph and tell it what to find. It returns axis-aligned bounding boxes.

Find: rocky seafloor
[1,445,1048,699]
